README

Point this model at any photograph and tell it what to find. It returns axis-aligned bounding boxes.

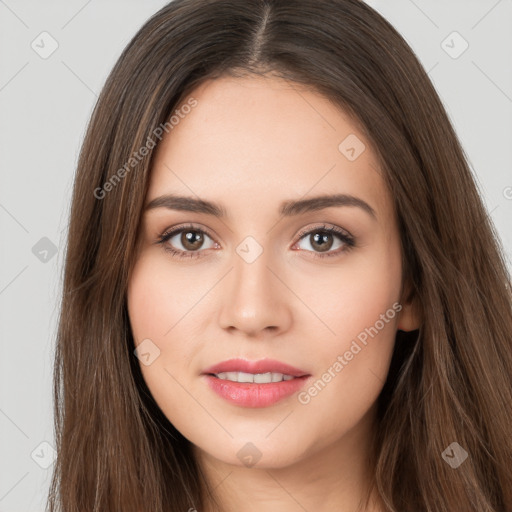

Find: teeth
[215,371,296,383]
[254,372,271,383]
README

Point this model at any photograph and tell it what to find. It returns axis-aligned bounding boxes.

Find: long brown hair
[47,0,512,510]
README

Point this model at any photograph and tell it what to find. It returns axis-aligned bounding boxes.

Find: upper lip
[202,358,310,377]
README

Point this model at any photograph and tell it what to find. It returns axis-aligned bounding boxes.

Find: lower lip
[202,374,311,408]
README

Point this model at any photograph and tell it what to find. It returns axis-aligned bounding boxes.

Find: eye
[292,224,355,259]
[157,223,355,260]
[157,224,218,259]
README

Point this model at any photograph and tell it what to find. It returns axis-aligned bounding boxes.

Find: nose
[217,247,293,337]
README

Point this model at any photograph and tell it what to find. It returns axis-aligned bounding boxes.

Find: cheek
[126,256,193,427]
[126,253,208,402]
[292,240,402,419]
[127,253,203,342]
[293,237,402,342]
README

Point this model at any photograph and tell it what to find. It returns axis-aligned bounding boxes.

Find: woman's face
[127,74,419,469]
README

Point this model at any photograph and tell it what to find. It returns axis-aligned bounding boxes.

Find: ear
[396,281,422,332]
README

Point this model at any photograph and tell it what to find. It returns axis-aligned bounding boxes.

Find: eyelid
[159,222,217,243]
[293,223,353,243]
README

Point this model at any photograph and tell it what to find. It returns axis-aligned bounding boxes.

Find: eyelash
[156,223,355,260]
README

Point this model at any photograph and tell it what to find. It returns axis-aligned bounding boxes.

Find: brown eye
[294,225,355,259]
[159,225,217,259]
[180,230,205,251]
[308,232,334,252]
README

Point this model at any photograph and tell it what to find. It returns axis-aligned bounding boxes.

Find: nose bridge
[217,236,292,335]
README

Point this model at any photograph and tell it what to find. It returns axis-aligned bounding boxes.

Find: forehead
[147,75,391,221]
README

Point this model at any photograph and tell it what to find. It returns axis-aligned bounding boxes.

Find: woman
[48,0,512,511]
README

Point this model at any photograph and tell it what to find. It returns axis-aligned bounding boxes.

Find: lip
[201,358,312,408]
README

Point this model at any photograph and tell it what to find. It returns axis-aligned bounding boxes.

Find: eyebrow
[144,193,377,220]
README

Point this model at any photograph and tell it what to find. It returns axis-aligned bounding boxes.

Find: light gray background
[1,1,511,510]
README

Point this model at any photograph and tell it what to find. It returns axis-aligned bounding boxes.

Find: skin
[127,74,421,512]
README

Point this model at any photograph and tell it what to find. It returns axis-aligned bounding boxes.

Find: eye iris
[182,230,204,251]
[311,232,333,252]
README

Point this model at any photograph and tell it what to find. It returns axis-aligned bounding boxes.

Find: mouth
[201,357,309,378]
[201,358,311,407]
[207,371,302,383]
